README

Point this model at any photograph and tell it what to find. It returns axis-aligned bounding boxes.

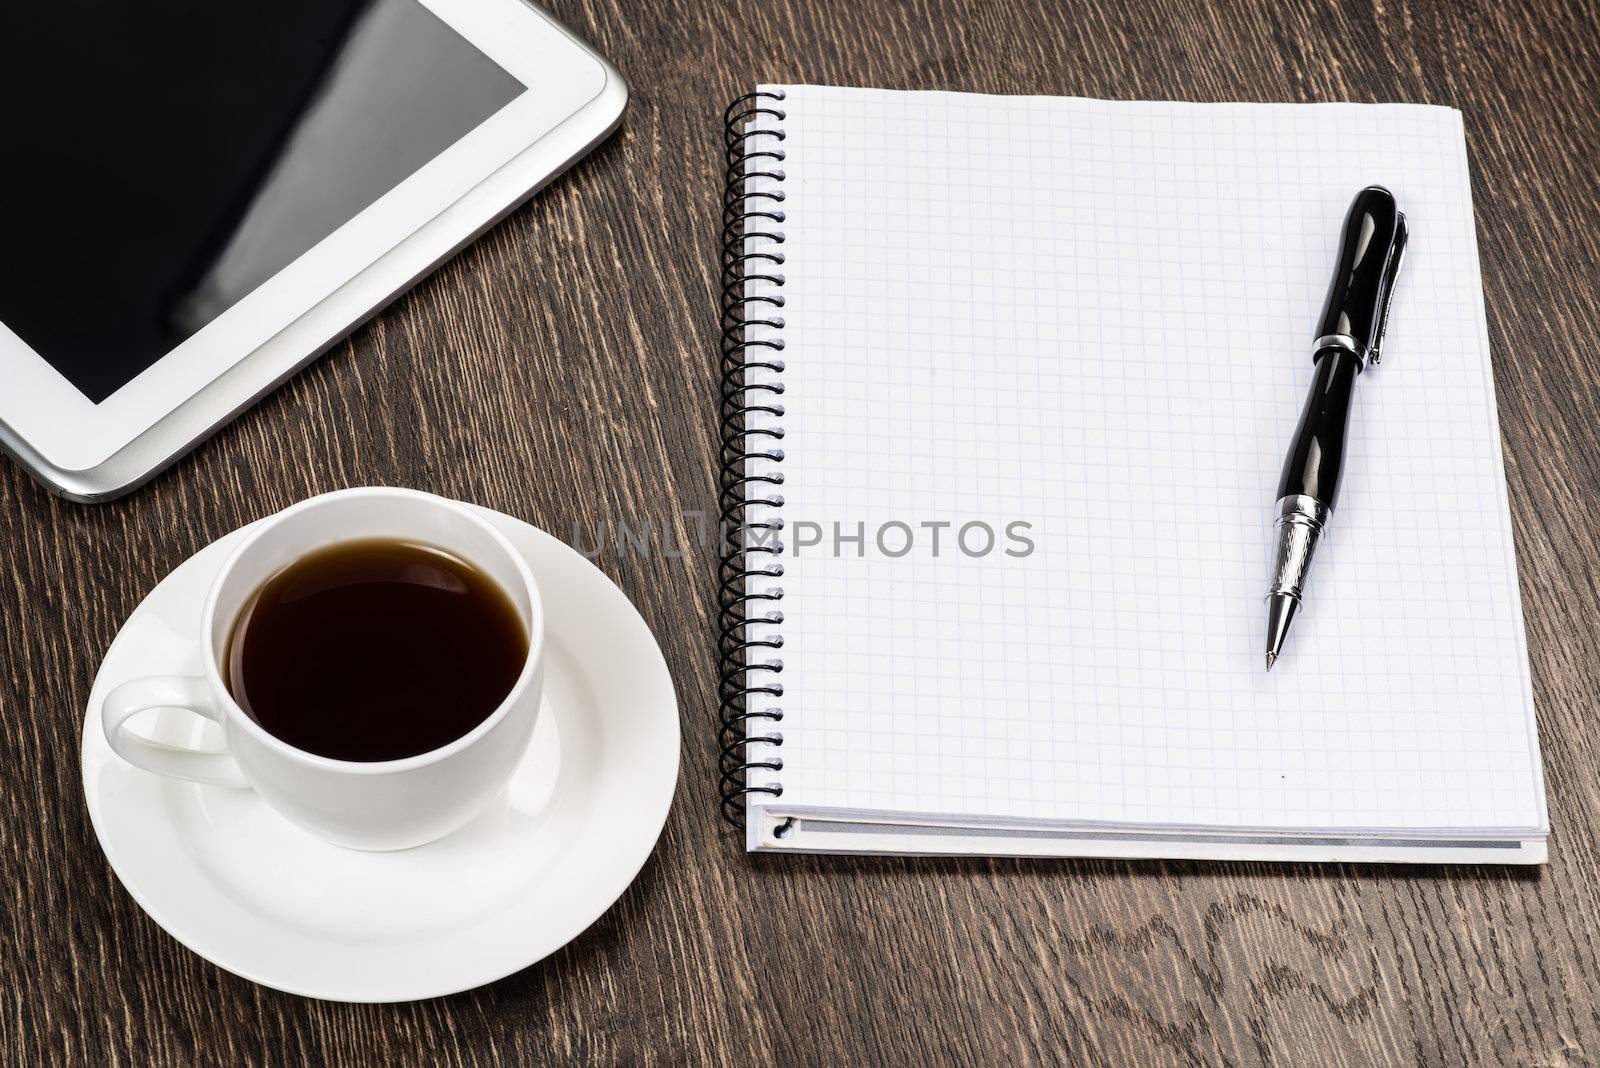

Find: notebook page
[739,86,1545,837]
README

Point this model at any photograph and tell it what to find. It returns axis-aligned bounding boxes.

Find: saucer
[81,506,679,1002]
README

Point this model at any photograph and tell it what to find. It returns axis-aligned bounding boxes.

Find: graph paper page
[739,86,1545,836]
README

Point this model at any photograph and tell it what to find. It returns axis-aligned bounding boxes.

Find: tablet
[0,0,626,500]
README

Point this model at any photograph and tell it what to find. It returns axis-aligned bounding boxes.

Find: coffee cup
[100,487,545,851]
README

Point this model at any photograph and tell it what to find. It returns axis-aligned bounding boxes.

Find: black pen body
[1265,185,1406,669]
[1276,348,1362,508]
[1265,348,1360,667]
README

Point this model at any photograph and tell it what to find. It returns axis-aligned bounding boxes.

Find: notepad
[718,85,1547,863]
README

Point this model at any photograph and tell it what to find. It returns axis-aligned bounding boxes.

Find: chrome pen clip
[1367,212,1408,366]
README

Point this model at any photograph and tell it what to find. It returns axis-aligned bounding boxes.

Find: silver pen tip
[1263,592,1298,674]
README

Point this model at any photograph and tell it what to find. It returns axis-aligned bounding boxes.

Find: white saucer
[81,506,679,1002]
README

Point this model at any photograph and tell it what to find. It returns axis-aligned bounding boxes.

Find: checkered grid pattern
[742,86,1544,836]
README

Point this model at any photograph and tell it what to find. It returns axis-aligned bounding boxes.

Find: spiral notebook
[717,85,1547,863]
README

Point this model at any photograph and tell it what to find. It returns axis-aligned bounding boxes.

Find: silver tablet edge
[6,36,627,503]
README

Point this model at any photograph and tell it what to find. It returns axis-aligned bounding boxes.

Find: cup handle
[102,675,249,788]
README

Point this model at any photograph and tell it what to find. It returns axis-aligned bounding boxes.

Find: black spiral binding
[718,90,788,827]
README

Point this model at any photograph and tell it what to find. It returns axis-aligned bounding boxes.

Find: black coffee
[225,538,528,762]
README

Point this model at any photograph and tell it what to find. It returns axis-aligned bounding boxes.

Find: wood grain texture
[2,0,1598,1063]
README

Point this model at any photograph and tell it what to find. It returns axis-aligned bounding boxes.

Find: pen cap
[1314,186,1408,367]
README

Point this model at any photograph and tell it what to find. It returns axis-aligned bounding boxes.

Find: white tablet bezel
[0,0,608,475]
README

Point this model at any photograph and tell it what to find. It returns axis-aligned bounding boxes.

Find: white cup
[101,487,545,851]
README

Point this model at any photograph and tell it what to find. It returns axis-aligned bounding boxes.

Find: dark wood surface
[4,0,1599,1063]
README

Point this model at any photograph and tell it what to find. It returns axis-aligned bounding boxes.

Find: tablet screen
[0,0,525,403]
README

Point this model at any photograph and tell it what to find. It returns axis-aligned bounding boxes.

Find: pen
[1264,186,1408,670]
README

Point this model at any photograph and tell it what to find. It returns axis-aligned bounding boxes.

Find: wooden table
[5,0,1599,1063]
